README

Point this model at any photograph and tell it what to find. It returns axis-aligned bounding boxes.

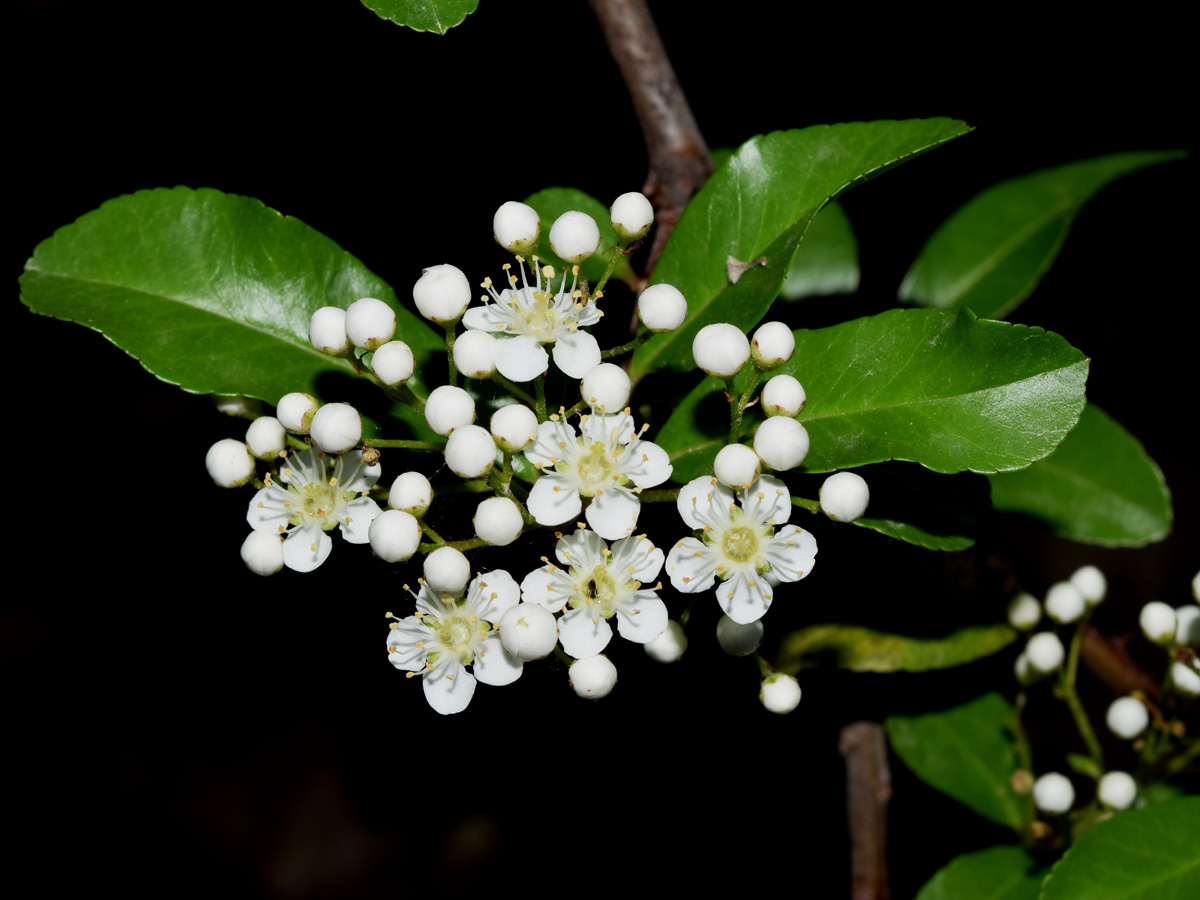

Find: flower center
[721,525,760,563]
[571,564,620,618]
[297,479,341,525]
[438,616,474,654]
[575,441,615,496]
[518,288,558,338]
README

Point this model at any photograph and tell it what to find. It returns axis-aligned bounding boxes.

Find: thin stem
[727,369,760,444]
[593,249,623,296]
[1164,739,1200,778]
[790,496,820,513]
[444,325,457,387]
[419,521,446,546]
[384,382,427,417]
[840,722,892,900]
[534,374,548,422]
[419,536,491,554]
[1058,615,1105,767]
[491,373,536,407]
[553,646,574,667]
[362,439,445,451]
[601,329,652,359]
[637,487,680,503]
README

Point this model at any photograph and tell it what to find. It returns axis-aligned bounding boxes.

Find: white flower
[490,404,538,453]
[569,654,617,699]
[206,438,254,488]
[1097,771,1138,810]
[754,416,810,471]
[368,509,421,563]
[246,416,287,460]
[1032,772,1075,814]
[240,531,284,576]
[1026,631,1065,674]
[580,363,630,414]
[1139,601,1177,644]
[521,528,668,659]
[761,374,806,417]
[386,570,524,714]
[644,620,688,663]
[371,340,415,386]
[750,321,794,370]
[692,323,750,378]
[246,447,382,572]
[1070,565,1107,605]
[610,191,654,243]
[1044,581,1086,625]
[760,673,802,714]
[474,496,524,546]
[548,210,601,264]
[638,283,688,332]
[524,411,672,539]
[462,259,602,381]
[1006,592,1042,631]
[493,201,541,255]
[713,443,761,490]
[819,471,869,522]
[344,297,396,350]
[309,307,349,356]
[1106,696,1149,740]
[413,264,472,324]
[309,402,362,454]
[666,474,817,624]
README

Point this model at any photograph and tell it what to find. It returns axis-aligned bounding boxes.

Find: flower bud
[751,321,795,370]
[368,509,421,563]
[716,615,763,656]
[1171,660,1200,697]
[610,191,654,243]
[1032,772,1075,814]
[714,443,761,489]
[493,201,541,255]
[388,472,432,517]
[1175,605,1200,647]
[692,323,750,378]
[206,438,255,488]
[245,416,287,460]
[548,210,601,264]
[638,283,688,332]
[644,620,688,663]
[754,416,810,471]
[1007,592,1042,631]
[452,330,498,379]
[444,424,496,479]
[760,673,802,714]
[570,654,617,700]
[424,385,476,436]
[1014,651,1039,686]
[309,402,362,454]
[474,496,523,546]
[761,375,806,417]
[1193,570,1199,601]
[1044,581,1086,625]
[424,546,471,594]
[1139,601,1177,644]
[309,307,349,355]
[490,404,538,453]
[499,603,558,661]
[1070,565,1107,606]
[240,531,284,576]
[819,471,869,522]
[1106,696,1149,740]
[371,340,415,386]
[1097,771,1138,811]
[344,297,396,350]
[580,363,631,414]
[214,394,262,418]
[276,392,319,433]
[1026,632,1065,674]
[413,264,471,324]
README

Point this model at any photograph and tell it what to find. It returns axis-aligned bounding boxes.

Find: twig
[839,721,891,900]
[1081,623,1160,699]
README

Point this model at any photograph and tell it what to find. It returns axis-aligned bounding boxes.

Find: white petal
[495,335,550,382]
[666,538,717,593]
[520,565,575,613]
[527,474,583,528]
[386,618,428,672]
[676,475,733,530]
[555,528,608,569]
[761,524,818,582]
[282,525,333,573]
[422,662,476,714]
[462,304,510,331]
[742,475,791,525]
[340,451,381,493]
[580,411,635,445]
[471,570,521,621]
[718,571,773,624]
[614,592,669,645]
[624,439,673,488]
[524,419,578,469]
[339,497,382,544]
[472,631,523,686]
[610,534,664,583]
[246,487,292,533]
[585,485,641,541]
[557,608,614,658]
[551,330,601,379]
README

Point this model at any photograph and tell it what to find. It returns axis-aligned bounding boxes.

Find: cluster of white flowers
[1010,566,1107,684]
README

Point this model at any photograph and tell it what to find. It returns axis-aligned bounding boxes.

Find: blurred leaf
[988,403,1172,546]
[915,846,1042,900]
[631,119,971,382]
[899,151,1184,319]
[360,0,480,34]
[886,692,1030,829]
[779,200,860,299]
[20,187,441,403]
[854,518,974,550]
[848,463,990,550]
[1040,798,1200,900]
[777,624,1016,674]
[1066,753,1103,779]
[524,187,632,285]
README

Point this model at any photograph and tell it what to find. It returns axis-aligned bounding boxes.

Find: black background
[9,2,1195,897]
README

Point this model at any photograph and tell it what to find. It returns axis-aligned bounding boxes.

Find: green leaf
[360,0,480,34]
[886,692,1030,830]
[988,403,1172,546]
[523,187,633,286]
[20,187,442,403]
[630,119,972,382]
[915,846,1042,900]
[1065,753,1103,780]
[779,200,860,300]
[899,151,1184,319]
[1040,798,1200,900]
[847,463,989,550]
[777,624,1016,674]
[853,518,974,551]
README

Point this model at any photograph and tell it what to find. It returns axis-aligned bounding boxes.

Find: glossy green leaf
[630,119,971,382]
[779,201,860,300]
[777,624,1016,674]
[886,692,1029,829]
[988,403,1172,546]
[20,187,441,403]
[523,187,633,286]
[1040,798,1200,900]
[853,518,974,551]
[900,151,1184,319]
[360,0,479,34]
[915,846,1042,900]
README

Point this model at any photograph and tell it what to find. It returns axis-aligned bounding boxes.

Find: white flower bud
[760,673,802,714]
[580,363,631,414]
[206,438,254,488]
[610,191,654,243]
[214,394,262,418]
[413,264,471,324]
[240,531,284,576]
[1014,651,1039,686]
[309,307,349,355]
[1032,772,1075,814]
[423,546,470,594]
[644,620,688,663]
[490,404,538,453]
[276,392,319,433]
[308,402,362,454]
[1026,632,1065,674]
[424,385,476,436]
[371,340,415,386]
[498,603,558,661]
[1171,660,1200,697]
[344,297,396,350]
[1106,696,1149,739]
[570,654,617,700]
[245,416,287,460]
[819,471,870,522]
[714,443,762,489]
[444,424,496,479]
[474,496,523,546]
[1070,565,1107,606]
[368,509,421,563]
[1175,605,1200,647]
[1139,601,1177,644]
[548,210,601,264]
[751,321,795,370]
[1044,581,1086,625]
[761,375,806,417]
[388,472,432,516]
[717,615,764,656]
[1097,771,1138,811]
[1007,592,1042,631]
[452,330,498,379]
[638,283,688,332]
[754,416,810,471]
[1193,570,1199,601]
[692,323,750,378]
[493,201,541,255]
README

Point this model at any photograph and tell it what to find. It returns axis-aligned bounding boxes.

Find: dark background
[9,1,1194,897]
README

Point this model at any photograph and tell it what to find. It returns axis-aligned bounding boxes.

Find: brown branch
[840,721,891,900]
[588,0,713,279]
[1081,623,1159,699]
